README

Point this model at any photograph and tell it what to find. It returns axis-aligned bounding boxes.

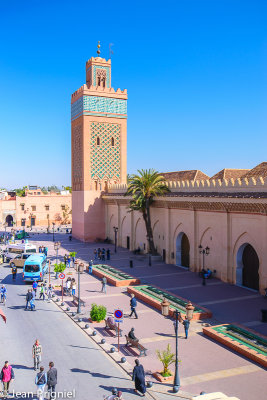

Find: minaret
[71,42,127,241]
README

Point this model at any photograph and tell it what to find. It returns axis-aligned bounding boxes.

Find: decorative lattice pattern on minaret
[90,122,121,181]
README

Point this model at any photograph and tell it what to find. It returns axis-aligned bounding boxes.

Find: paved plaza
[1,230,267,399]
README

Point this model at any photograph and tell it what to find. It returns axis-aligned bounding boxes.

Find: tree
[13,186,27,197]
[125,169,169,255]
[156,344,177,376]
[62,186,72,193]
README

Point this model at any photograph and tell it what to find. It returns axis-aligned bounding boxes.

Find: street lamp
[53,222,55,241]
[185,301,195,321]
[198,245,210,285]
[161,298,170,317]
[77,262,83,314]
[113,226,118,253]
[173,309,181,393]
[30,213,33,231]
[54,241,61,279]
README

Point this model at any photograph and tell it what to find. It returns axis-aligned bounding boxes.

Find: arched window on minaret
[95,181,98,190]
[97,77,101,86]
[97,137,100,146]
[102,78,105,88]
[111,137,114,147]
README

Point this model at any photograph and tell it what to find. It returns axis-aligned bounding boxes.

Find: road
[0,263,141,400]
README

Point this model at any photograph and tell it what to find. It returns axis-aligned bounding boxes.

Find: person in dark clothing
[128,328,139,342]
[47,361,57,399]
[129,294,138,319]
[132,359,146,396]
[25,290,33,310]
[106,248,110,260]
[183,317,190,339]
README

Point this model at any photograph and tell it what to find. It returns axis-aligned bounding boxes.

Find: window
[21,204,25,211]
[45,205,49,211]
[61,205,66,211]
[97,137,100,146]
[25,264,39,273]
[31,205,36,211]
[98,77,101,86]
[104,181,108,191]
[37,192,41,195]
[111,137,114,146]
[95,181,98,190]
[103,78,105,88]
[47,214,50,219]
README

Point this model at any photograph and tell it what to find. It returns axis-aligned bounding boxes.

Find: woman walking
[132,359,146,397]
[35,366,47,400]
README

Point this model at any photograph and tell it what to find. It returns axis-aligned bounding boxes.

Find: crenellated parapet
[107,177,267,194]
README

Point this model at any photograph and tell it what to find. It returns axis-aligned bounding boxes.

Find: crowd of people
[93,247,111,261]
[0,340,58,400]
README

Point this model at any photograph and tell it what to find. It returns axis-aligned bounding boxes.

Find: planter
[152,371,174,383]
[88,318,105,324]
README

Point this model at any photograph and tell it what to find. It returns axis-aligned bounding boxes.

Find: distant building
[0,187,71,228]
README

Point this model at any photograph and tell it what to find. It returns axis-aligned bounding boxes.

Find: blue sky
[0,0,266,188]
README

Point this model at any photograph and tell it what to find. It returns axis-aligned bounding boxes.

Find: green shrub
[54,262,66,273]
[90,303,107,322]
[69,251,77,258]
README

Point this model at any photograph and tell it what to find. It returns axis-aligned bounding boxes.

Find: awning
[0,308,6,323]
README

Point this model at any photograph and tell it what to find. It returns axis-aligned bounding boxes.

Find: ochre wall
[105,201,267,294]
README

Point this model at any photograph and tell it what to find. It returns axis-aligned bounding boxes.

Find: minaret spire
[97,41,101,57]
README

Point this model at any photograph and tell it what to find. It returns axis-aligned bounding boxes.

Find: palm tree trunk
[143,199,157,255]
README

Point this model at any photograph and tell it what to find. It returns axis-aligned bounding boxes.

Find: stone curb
[52,297,193,399]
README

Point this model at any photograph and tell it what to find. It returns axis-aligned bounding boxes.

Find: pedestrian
[0,361,15,399]
[102,248,106,261]
[35,366,47,400]
[25,289,33,310]
[39,284,45,300]
[64,254,67,266]
[47,284,53,302]
[11,265,17,280]
[71,279,76,296]
[30,296,36,311]
[94,249,97,260]
[88,260,93,274]
[129,293,138,319]
[44,247,48,257]
[97,247,101,260]
[183,317,190,339]
[132,359,146,397]
[65,278,71,295]
[67,255,71,268]
[33,280,38,296]
[101,276,107,293]
[32,339,43,370]
[47,361,57,400]
[128,327,139,341]
[69,235,72,241]
[106,248,110,260]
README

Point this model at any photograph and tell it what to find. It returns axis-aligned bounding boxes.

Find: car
[9,253,31,268]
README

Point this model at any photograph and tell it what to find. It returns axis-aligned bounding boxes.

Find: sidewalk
[27,233,267,400]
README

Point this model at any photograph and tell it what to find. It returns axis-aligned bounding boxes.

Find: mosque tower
[71,42,127,241]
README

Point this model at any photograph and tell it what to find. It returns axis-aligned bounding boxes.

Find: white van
[4,243,37,262]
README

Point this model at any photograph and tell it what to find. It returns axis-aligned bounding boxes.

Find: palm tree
[125,169,169,255]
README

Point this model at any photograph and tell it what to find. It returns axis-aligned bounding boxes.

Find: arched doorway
[5,215,13,227]
[236,243,259,291]
[176,232,190,268]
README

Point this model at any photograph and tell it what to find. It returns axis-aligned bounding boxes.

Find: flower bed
[203,323,267,367]
[127,285,212,320]
[92,264,140,287]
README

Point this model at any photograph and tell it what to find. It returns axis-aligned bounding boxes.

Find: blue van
[23,253,48,282]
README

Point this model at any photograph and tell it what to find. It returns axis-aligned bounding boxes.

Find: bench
[72,295,85,307]
[125,335,147,356]
[105,319,122,336]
